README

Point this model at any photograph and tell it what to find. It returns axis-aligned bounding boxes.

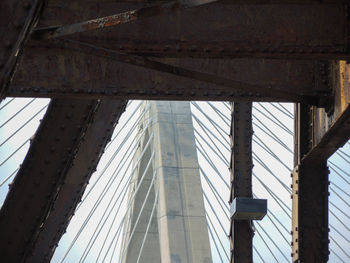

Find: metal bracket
[230,197,267,220]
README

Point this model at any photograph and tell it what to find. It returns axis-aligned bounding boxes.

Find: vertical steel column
[229,102,253,263]
[292,103,329,263]
[294,104,312,166]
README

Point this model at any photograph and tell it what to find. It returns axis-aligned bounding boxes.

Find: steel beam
[27,39,309,102]
[0,0,46,99]
[293,103,329,263]
[25,99,126,262]
[38,0,348,33]
[0,98,126,262]
[34,0,346,40]
[9,47,323,103]
[292,61,350,262]
[291,163,329,263]
[229,102,253,263]
[304,61,350,162]
[33,0,219,40]
[36,2,350,59]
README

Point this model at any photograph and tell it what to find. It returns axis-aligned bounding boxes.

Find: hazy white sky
[0,98,349,262]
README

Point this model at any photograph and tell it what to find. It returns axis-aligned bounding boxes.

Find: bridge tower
[120,101,212,263]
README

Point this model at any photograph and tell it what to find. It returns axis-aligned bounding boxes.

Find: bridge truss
[1,0,350,262]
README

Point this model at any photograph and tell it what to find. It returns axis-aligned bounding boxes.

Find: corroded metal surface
[25,99,126,262]
[1,1,350,262]
[36,2,350,59]
[292,61,350,263]
[0,0,46,99]
[10,47,322,103]
[33,0,218,40]
[304,61,350,162]
[36,0,348,42]
[229,102,253,263]
[304,105,350,162]
[0,99,101,262]
[291,164,329,263]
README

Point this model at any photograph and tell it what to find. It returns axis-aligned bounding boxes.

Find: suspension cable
[119,168,157,263]
[0,139,30,167]
[207,219,224,263]
[254,103,293,135]
[0,104,48,147]
[206,211,229,261]
[136,189,159,263]
[255,227,279,263]
[0,97,15,111]
[200,167,230,220]
[330,235,350,260]
[195,141,229,189]
[81,137,155,261]
[0,98,36,128]
[255,222,289,262]
[0,167,19,188]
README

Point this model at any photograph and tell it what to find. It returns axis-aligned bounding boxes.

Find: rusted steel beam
[37,0,349,29]
[0,98,123,262]
[0,0,46,99]
[292,113,330,263]
[293,103,313,165]
[36,39,309,102]
[33,0,218,40]
[291,163,329,263]
[304,61,350,162]
[229,102,253,263]
[293,102,329,263]
[10,47,323,103]
[292,61,350,262]
[25,99,126,262]
[292,98,350,262]
[305,106,350,162]
[36,3,350,59]
[34,0,344,40]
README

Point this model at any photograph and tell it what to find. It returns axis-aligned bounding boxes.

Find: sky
[0,98,349,262]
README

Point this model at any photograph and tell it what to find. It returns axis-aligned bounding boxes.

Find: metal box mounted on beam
[230,197,267,220]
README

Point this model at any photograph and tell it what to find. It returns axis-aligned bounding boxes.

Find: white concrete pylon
[121,101,212,263]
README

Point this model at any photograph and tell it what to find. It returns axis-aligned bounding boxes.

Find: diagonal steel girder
[35,1,350,60]
[34,0,348,41]
[0,0,46,99]
[9,46,328,104]
[0,98,126,262]
[34,0,348,40]
[33,0,219,40]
